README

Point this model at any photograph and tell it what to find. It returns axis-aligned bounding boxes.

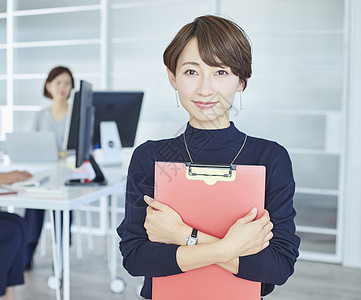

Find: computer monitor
[65,80,107,186]
[64,91,80,152]
[65,91,143,150]
[75,80,93,168]
[92,91,143,148]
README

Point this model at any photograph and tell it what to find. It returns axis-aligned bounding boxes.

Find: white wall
[343,0,361,268]
[1,0,360,267]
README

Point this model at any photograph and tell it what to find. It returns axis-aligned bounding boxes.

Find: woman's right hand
[58,150,68,159]
[0,170,33,184]
[220,208,273,262]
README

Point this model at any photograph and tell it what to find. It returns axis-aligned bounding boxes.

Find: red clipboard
[153,162,266,300]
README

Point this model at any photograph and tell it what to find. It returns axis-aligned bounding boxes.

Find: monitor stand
[100,121,123,166]
[65,156,108,186]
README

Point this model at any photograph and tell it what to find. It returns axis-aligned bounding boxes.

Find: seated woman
[24,66,74,269]
[0,170,31,300]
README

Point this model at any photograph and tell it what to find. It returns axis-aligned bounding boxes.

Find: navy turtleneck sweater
[117,122,300,299]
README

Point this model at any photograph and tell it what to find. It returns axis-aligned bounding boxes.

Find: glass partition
[246,73,343,111]
[0,81,6,105]
[291,153,339,190]
[14,0,99,10]
[294,193,337,229]
[222,0,344,33]
[0,50,6,74]
[298,232,336,254]
[14,111,36,131]
[14,45,100,74]
[233,113,326,150]
[0,1,6,12]
[14,11,100,42]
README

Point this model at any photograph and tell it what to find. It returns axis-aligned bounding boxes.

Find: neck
[189,118,231,130]
[51,98,68,111]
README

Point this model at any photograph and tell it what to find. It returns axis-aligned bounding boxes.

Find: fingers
[261,240,270,251]
[239,207,258,224]
[9,170,32,183]
[17,176,28,182]
[265,231,273,241]
[260,210,273,235]
[12,173,25,183]
[258,209,271,227]
[260,211,273,250]
[22,171,33,178]
[264,219,274,232]
[261,230,273,250]
[146,205,152,215]
[18,171,32,181]
[144,195,166,211]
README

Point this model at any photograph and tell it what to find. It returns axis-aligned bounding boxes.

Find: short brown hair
[43,66,74,99]
[163,15,252,90]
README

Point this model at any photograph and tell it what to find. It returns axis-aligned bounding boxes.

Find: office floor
[16,234,361,300]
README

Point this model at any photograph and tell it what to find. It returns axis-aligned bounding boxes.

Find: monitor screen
[64,91,80,151]
[92,91,143,148]
[65,91,143,150]
[75,80,94,168]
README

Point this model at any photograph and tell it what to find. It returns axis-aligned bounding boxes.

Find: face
[167,38,243,129]
[46,72,73,101]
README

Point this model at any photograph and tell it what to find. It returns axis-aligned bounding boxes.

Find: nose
[60,83,69,92]
[197,75,214,97]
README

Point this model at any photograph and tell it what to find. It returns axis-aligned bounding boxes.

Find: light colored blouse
[32,107,67,152]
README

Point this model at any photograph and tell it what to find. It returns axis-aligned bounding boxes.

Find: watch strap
[191,228,198,239]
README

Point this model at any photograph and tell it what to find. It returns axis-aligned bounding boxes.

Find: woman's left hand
[144,195,191,245]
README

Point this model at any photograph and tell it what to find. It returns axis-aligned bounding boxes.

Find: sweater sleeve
[117,143,183,277]
[235,145,300,291]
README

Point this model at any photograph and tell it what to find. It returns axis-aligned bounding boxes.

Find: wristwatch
[186,228,198,246]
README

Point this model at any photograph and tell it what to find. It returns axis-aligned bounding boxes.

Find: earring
[239,92,242,110]
[175,90,180,107]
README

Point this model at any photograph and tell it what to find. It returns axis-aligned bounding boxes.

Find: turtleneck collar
[181,121,245,150]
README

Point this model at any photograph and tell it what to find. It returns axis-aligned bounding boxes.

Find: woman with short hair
[118,15,300,299]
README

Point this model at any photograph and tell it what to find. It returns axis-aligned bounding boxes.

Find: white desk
[0,160,126,300]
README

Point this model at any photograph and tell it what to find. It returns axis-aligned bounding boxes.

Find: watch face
[187,236,197,246]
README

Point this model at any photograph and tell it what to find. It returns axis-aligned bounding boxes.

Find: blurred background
[0,0,360,278]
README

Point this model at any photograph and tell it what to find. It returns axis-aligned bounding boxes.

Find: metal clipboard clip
[185,163,237,185]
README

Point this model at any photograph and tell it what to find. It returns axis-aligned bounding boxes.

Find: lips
[193,101,218,109]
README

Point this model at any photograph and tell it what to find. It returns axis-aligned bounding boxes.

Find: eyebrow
[180,62,230,70]
[180,62,200,67]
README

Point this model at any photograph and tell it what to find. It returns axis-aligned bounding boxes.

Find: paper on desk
[0,184,20,192]
[12,176,49,188]
[23,186,69,197]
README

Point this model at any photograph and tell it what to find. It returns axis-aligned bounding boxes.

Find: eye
[185,69,198,75]
[216,70,228,76]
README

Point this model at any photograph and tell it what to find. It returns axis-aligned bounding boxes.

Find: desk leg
[109,193,126,293]
[110,194,117,279]
[49,210,61,300]
[55,210,62,273]
[63,210,70,300]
